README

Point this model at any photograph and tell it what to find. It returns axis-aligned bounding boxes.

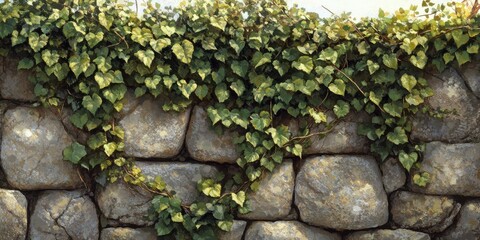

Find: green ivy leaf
[292,56,314,74]
[87,132,107,150]
[413,172,430,186]
[231,60,249,78]
[230,80,245,96]
[328,79,346,96]
[409,50,427,69]
[99,12,113,30]
[150,38,171,53]
[383,102,402,117]
[171,212,184,223]
[177,79,197,99]
[195,85,209,100]
[229,39,245,55]
[82,93,102,115]
[69,52,91,78]
[451,29,469,48]
[70,110,89,129]
[217,220,233,232]
[398,150,418,171]
[252,52,272,68]
[318,47,338,64]
[155,220,174,236]
[333,100,350,118]
[215,83,230,103]
[85,32,104,47]
[400,74,417,92]
[135,50,155,68]
[455,50,470,66]
[63,142,87,164]
[387,127,408,145]
[41,50,60,67]
[198,179,221,198]
[266,125,290,147]
[382,53,398,70]
[17,58,34,70]
[172,40,194,64]
[28,32,48,52]
[231,191,246,207]
[210,17,227,31]
[103,142,117,156]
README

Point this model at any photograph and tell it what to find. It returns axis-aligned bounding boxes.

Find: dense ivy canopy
[0,0,479,238]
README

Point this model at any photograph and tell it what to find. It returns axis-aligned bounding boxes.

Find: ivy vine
[1,0,479,238]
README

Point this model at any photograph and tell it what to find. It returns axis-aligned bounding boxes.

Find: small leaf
[231,191,246,207]
[195,85,209,100]
[69,52,91,78]
[292,56,314,74]
[99,12,113,30]
[17,58,34,70]
[215,83,230,103]
[451,29,470,48]
[266,125,290,147]
[135,50,155,68]
[103,142,117,156]
[328,79,346,96]
[63,142,87,164]
[231,60,249,78]
[230,80,245,96]
[399,150,418,171]
[382,53,398,70]
[198,179,221,198]
[400,74,417,92]
[333,100,350,118]
[85,32,104,47]
[387,127,408,145]
[172,40,194,64]
[82,93,102,115]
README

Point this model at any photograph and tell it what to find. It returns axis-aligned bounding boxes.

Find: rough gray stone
[218,220,247,240]
[411,68,480,142]
[345,229,430,240]
[381,158,406,194]
[409,142,480,196]
[390,191,460,233]
[438,200,480,240]
[0,58,36,101]
[186,106,240,164]
[240,160,294,220]
[1,107,83,190]
[100,228,157,240]
[460,61,480,98]
[0,189,27,240]
[244,221,341,240]
[119,97,191,158]
[287,112,369,155]
[97,162,219,226]
[30,190,99,240]
[295,155,388,230]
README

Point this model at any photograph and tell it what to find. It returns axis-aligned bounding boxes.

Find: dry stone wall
[1,58,480,239]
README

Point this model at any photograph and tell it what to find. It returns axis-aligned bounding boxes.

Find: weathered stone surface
[1,107,82,190]
[119,97,191,158]
[460,61,480,98]
[409,142,480,196]
[438,200,480,240]
[287,113,369,155]
[295,155,388,230]
[244,221,341,240]
[390,191,460,233]
[411,68,480,142]
[101,228,157,240]
[345,229,430,240]
[0,189,27,240]
[186,106,240,164]
[218,220,247,240]
[97,162,219,225]
[0,58,36,101]
[240,160,294,220]
[381,158,406,194]
[30,190,99,240]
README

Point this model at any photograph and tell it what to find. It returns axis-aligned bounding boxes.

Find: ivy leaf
[160,25,175,37]
[217,220,233,231]
[367,60,380,74]
[455,51,470,66]
[383,102,402,117]
[387,127,408,145]
[99,12,113,30]
[382,53,398,70]
[273,60,290,76]
[94,72,114,89]
[17,58,34,70]
[230,80,245,96]
[87,132,107,150]
[318,47,338,64]
[195,85,208,100]
[172,40,194,64]
[103,142,117,156]
[198,179,221,198]
[210,17,227,31]
[69,52,91,78]
[177,80,197,99]
[215,83,230,103]
[85,32,104,47]
[82,93,102,115]
[28,32,48,52]
[231,60,249,78]
[413,172,430,186]
[155,221,174,236]
[150,38,171,53]
[229,39,245,55]
[135,50,155,68]
[333,100,350,118]
[400,74,417,92]
[451,29,469,48]
[292,56,314,74]
[70,110,89,129]
[252,52,271,69]
[409,50,427,69]
[42,50,60,67]
[171,212,184,223]
[231,191,246,207]
[63,142,87,164]
[266,125,290,147]
[308,108,327,123]
[103,84,127,103]
[328,79,346,96]
[399,150,418,171]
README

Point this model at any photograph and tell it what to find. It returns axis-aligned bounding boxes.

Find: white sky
[154,0,455,18]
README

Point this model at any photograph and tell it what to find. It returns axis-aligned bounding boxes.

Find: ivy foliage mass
[1,0,479,238]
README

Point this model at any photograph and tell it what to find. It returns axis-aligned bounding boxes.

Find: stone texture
[411,68,480,142]
[409,142,480,196]
[438,200,480,240]
[244,221,341,240]
[460,60,480,98]
[0,58,36,101]
[119,97,191,158]
[381,158,406,194]
[218,220,247,240]
[287,112,369,155]
[390,191,460,233]
[240,160,294,220]
[30,190,99,240]
[97,162,219,226]
[186,106,240,164]
[0,189,27,240]
[1,107,83,190]
[295,155,388,230]
[345,229,430,240]
[101,228,157,240]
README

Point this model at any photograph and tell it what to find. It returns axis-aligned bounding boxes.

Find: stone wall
[1,58,480,240]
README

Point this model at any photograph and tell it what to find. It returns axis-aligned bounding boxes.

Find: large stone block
[390,191,460,233]
[240,160,294,220]
[295,155,388,230]
[409,142,480,196]
[381,157,406,194]
[97,162,219,226]
[460,60,480,98]
[100,228,157,240]
[1,107,82,190]
[438,200,480,240]
[244,221,341,240]
[119,97,191,159]
[0,189,27,240]
[0,58,36,101]
[186,106,240,164]
[411,68,480,142]
[29,190,99,240]
[345,229,430,240]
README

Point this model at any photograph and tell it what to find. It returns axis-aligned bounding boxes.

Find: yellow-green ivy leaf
[135,50,155,68]
[172,40,194,64]
[400,74,417,92]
